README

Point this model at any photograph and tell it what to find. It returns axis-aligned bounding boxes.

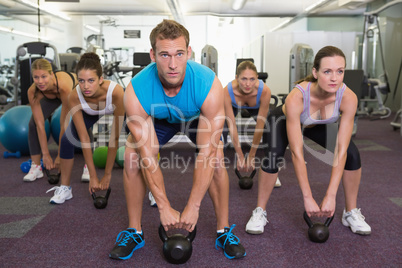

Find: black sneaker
[215,224,246,259]
[109,228,145,260]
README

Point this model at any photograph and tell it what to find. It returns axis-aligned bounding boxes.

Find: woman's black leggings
[28,97,61,155]
[261,105,361,173]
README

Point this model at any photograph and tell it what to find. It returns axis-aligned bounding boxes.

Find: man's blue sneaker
[109,228,145,260]
[215,224,246,259]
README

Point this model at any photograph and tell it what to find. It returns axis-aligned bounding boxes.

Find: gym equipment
[201,45,218,75]
[289,43,314,92]
[0,105,50,155]
[359,3,394,120]
[20,159,44,173]
[235,168,257,190]
[303,211,334,243]
[50,106,73,144]
[44,168,60,185]
[4,151,21,158]
[12,42,61,106]
[91,188,111,209]
[132,52,151,77]
[20,161,31,173]
[158,224,196,264]
[58,52,80,73]
[93,146,108,168]
[115,146,125,168]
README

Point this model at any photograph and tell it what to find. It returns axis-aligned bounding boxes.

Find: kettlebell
[158,224,197,264]
[44,168,60,185]
[235,168,256,190]
[91,187,111,209]
[303,211,334,243]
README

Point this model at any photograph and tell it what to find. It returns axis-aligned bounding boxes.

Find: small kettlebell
[303,211,334,243]
[91,187,111,209]
[44,168,60,185]
[158,224,197,264]
[235,168,257,190]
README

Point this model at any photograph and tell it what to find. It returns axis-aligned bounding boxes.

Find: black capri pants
[261,105,361,174]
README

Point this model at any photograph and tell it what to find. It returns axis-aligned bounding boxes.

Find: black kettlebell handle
[91,187,111,200]
[234,168,257,179]
[303,211,334,227]
[158,224,197,243]
[44,168,61,184]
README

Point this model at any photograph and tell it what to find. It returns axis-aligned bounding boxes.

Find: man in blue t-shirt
[109,19,246,261]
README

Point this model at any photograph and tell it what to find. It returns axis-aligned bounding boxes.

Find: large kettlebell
[91,187,111,209]
[235,168,257,190]
[303,211,334,243]
[44,168,60,185]
[158,224,197,264]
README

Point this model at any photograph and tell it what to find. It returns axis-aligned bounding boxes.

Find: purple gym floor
[0,115,401,267]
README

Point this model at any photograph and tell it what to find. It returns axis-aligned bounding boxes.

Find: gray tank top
[296,82,346,126]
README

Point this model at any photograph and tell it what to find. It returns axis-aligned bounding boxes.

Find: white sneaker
[245,207,268,234]
[81,164,90,182]
[23,163,44,182]
[275,177,281,188]
[342,208,371,235]
[46,186,73,204]
[149,192,157,207]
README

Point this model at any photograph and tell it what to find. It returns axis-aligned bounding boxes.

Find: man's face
[150,36,191,89]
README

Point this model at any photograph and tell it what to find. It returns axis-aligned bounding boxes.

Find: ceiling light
[0,25,49,40]
[269,19,292,32]
[16,0,71,21]
[85,24,100,33]
[232,0,247,10]
[304,0,329,12]
[166,0,185,25]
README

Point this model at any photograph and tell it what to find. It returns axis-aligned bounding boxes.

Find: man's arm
[180,76,225,231]
[124,82,179,230]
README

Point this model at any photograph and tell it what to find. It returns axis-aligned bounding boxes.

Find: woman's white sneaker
[342,208,371,235]
[23,163,44,182]
[245,207,268,234]
[81,164,90,182]
[47,186,73,204]
[275,177,281,187]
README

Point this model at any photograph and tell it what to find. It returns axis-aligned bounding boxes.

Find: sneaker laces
[115,230,143,247]
[46,186,67,195]
[250,208,268,224]
[215,224,240,249]
[351,208,365,221]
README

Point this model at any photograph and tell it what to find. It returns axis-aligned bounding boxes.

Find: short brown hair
[149,19,190,51]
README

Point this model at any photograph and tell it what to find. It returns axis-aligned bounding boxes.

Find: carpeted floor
[0,115,401,267]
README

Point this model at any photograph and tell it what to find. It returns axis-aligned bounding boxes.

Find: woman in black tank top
[23,58,78,182]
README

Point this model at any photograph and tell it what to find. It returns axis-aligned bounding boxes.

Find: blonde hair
[31,58,53,74]
[31,59,53,99]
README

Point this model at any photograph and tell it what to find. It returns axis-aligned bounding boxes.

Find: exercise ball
[0,105,50,155]
[93,146,108,168]
[51,106,72,145]
[115,146,125,168]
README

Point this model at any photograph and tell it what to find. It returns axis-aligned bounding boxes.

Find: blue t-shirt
[132,61,215,123]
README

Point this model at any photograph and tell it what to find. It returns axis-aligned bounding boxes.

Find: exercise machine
[11,41,61,106]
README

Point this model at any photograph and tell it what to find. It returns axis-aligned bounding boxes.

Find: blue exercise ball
[0,105,50,155]
[51,106,72,145]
